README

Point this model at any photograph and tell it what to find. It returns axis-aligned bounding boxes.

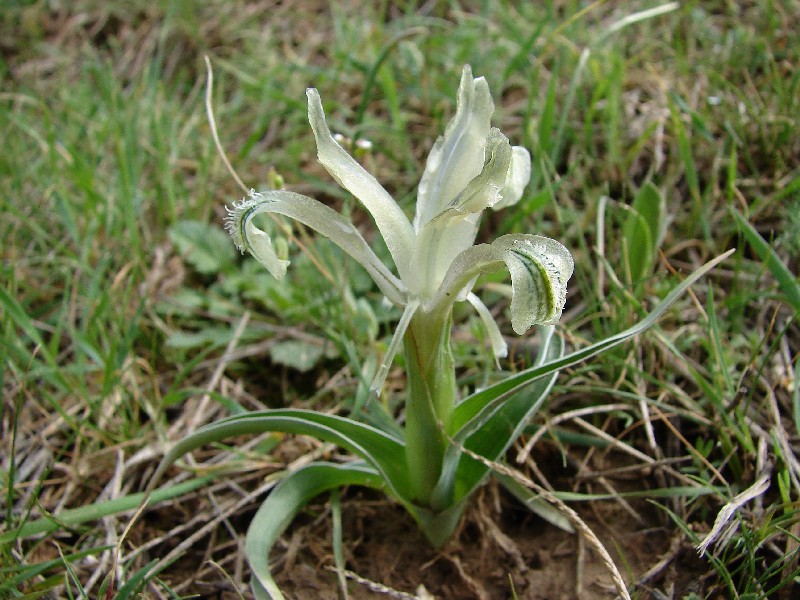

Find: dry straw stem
[447,432,632,600]
[695,474,771,557]
[325,567,436,600]
[143,443,336,593]
[205,54,248,195]
[516,402,630,463]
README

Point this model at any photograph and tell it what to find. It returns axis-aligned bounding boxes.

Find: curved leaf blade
[247,461,383,600]
[151,409,411,500]
[433,328,562,505]
[451,249,734,431]
[443,250,733,501]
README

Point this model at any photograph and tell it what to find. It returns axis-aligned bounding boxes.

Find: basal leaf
[439,250,733,503]
[622,182,664,283]
[435,329,563,504]
[450,250,732,435]
[151,409,412,500]
[247,461,383,600]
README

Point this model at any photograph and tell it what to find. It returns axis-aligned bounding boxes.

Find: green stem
[403,309,456,508]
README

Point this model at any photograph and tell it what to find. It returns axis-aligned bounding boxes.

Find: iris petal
[494,146,531,210]
[414,65,494,231]
[407,130,512,297]
[307,89,414,281]
[227,190,406,305]
[430,234,574,333]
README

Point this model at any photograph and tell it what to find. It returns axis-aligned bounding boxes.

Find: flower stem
[403,309,456,508]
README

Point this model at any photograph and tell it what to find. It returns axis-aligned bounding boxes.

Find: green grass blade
[0,476,215,544]
[0,546,110,594]
[247,462,382,600]
[114,559,160,600]
[731,207,800,312]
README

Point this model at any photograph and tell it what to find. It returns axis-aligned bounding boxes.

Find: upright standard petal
[406,129,512,298]
[414,65,494,231]
[493,146,531,210]
[227,190,406,305]
[430,234,574,333]
[306,89,414,282]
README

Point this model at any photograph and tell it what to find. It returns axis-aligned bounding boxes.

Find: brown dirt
[144,439,715,599]
[261,482,702,600]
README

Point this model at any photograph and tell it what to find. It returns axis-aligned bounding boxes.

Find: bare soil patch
[162,479,707,600]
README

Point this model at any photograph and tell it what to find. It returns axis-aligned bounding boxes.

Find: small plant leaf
[165,326,235,349]
[269,340,325,372]
[622,182,664,283]
[168,220,236,275]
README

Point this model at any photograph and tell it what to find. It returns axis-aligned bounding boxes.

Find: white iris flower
[227,66,573,391]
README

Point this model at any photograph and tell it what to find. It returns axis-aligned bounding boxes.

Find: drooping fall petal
[430,234,574,333]
[227,190,406,305]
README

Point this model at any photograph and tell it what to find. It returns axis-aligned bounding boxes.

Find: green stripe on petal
[429,234,573,333]
[499,235,574,332]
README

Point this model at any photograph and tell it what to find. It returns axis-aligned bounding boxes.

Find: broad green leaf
[168,220,236,275]
[151,409,412,500]
[435,329,563,505]
[269,340,325,372]
[247,462,383,600]
[622,182,664,283]
[439,250,733,503]
[731,207,800,313]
